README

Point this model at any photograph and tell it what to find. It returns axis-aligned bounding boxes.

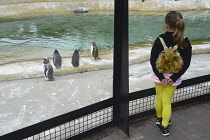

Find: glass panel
[129,11,163,92]
[129,10,210,93]
[0,9,114,136]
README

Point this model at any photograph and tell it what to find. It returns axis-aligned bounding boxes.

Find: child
[150,10,192,136]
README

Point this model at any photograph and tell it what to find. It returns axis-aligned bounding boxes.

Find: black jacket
[150,32,192,82]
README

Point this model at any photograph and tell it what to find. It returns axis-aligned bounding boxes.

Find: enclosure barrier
[1,0,210,139]
[129,74,210,121]
[1,74,210,140]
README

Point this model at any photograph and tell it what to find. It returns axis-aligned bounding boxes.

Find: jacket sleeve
[170,38,192,82]
[150,37,165,81]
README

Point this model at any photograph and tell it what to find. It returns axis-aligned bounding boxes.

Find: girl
[150,10,192,136]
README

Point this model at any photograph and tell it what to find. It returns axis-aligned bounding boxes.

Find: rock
[74,7,89,13]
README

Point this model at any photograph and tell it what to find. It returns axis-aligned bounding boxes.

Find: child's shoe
[156,124,169,136]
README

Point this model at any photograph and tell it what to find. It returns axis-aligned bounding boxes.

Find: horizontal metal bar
[129,74,210,101]
[129,92,210,122]
[177,74,210,88]
[1,98,113,140]
[172,93,210,108]
[2,74,210,140]
[129,88,155,101]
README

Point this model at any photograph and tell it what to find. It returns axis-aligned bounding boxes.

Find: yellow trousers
[154,82,177,126]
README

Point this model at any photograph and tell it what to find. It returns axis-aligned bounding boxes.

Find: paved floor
[82,100,210,140]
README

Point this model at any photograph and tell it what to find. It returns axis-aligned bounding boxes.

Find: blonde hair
[165,11,185,49]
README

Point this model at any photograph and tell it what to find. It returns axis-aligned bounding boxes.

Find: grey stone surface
[82,101,210,140]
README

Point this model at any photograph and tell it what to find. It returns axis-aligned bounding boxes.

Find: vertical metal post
[113,0,129,136]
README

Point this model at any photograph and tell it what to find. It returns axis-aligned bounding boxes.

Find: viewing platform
[0,0,210,139]
[83,100,210,140]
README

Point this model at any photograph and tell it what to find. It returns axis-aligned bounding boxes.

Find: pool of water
[1,9,210,136]
[0,10,210,64]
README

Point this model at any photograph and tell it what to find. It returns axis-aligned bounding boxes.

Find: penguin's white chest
[91,45,94,57]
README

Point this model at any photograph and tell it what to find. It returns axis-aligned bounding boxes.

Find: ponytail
[173,17,185,49]
[165,11,185,49]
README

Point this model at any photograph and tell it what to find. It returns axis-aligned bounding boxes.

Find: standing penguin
[71,49,80,68]
[43,57,54,81]
[53,49,62,69]
[91,42,99,60]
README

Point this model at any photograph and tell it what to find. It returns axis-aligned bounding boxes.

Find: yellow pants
[154,82,177,126]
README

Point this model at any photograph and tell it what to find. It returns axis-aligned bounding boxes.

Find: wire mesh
[3,77,210,140]
[23,107,113,140]
[129,95,155,116]
[129,81,210,116]
[173,81,210,103]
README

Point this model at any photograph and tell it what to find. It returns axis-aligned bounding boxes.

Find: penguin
[91,42,99,60]
[53,49,62,69]
[71,49,80,68]
[43,57,54,81]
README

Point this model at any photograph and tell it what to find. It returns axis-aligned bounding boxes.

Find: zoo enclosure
[1,0,210,139]
[1,75,210,140]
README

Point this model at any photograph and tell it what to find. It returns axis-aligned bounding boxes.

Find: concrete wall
[0,0,209,19]
[0,0,93,3]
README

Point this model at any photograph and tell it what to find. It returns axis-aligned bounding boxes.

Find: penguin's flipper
[44,65,48,78]
[53,57,55,65]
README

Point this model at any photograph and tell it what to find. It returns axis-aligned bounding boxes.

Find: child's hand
[162,79,168,86]
[167,78,174,85]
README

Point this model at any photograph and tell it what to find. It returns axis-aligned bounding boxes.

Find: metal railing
[1,0,210,139]
[1,74,210,140]
[129,74,210,121]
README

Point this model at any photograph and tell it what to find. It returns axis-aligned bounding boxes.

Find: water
[1,11,210,61]
[0,14,114,50]
[1,6,210,137]
[0,12,115,64]
[0,10,210,80]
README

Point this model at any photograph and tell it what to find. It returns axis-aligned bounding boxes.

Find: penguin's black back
[53,49,62,69]
[91,42,99,59]
[72,49,80,68]
[47,63,54,81]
